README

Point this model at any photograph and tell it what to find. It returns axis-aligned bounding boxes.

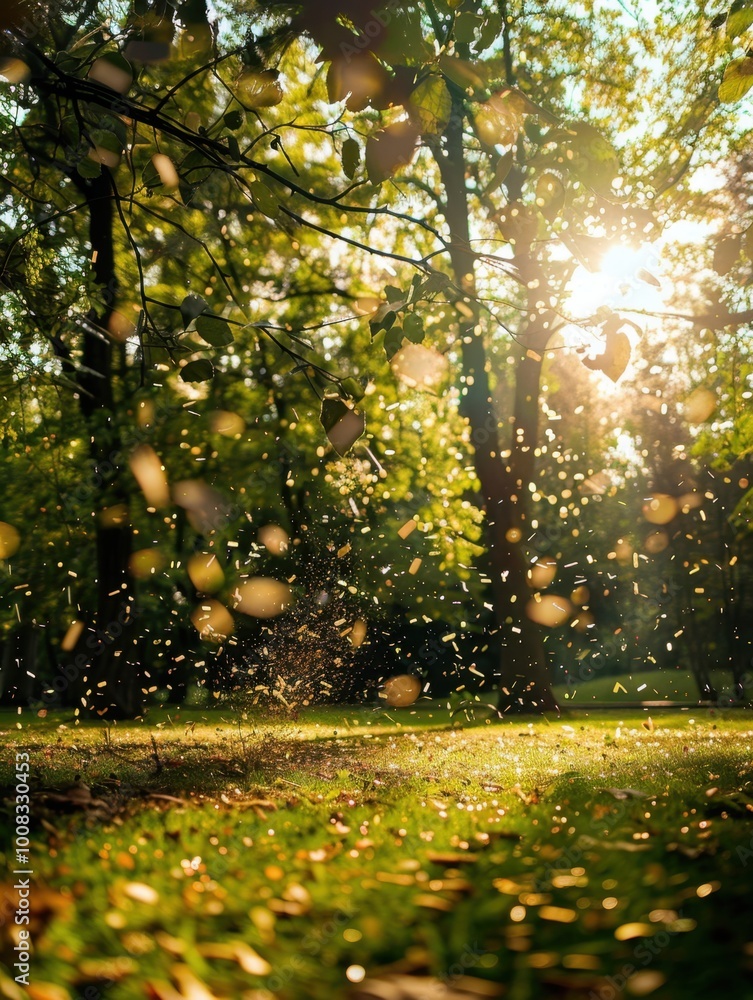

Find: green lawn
[1,704,752,999]
[552,668,736,705]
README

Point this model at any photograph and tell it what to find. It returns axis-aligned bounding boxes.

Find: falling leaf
[233,578,292,619]
[0,57,30,84]
[615,922,654,940]
[398,520,417,539]
[582,330,631,382]
[683,387,716,423]
[258,524,289,556]
[365,120,420,185]
[129,445,170,507]
[60,620,85,652]
[525,594,573,627]
[148,153,180,190]
[124,882,159,905]
[88,53,132,94]
[208,410,245,436]
[172,480,231,532]
[382,675,421,707]
[626,970,666,996]
[527,557,557,590]
[0,521,21,559]
[636,267,661,287]
[187,553,225,593]
[349,619,367,647]
[327,51,390,111]
[320,397,365,455]
[642,494,678,525]
[341,137,360,178]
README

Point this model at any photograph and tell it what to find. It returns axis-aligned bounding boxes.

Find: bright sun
[562,242,664,330]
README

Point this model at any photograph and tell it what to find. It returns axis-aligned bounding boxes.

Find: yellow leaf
[719,57,753,102]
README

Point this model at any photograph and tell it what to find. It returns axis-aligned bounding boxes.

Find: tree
[1,1,750,715]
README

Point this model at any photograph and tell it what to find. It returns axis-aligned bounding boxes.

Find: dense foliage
[1,1,752,715]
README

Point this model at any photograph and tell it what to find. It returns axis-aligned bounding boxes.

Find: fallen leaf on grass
[78,956,137,980]
[23,984,71,1000]
[512,784,540,805]
[124,881,160,905]
[414,892,455,911]
[600,788,650,800]
[578,835,651,852]
[350,973,503,998]
[170,964,219,999]
[196,941,271,975]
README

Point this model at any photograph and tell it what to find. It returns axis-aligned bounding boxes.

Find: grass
[1,703,753,1000]
[552,668,736,705]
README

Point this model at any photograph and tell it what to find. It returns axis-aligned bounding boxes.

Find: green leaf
[403,312,425,344]
[384,326,404,359]
[438,54,487,95]
[385,285,404,304]
[224,110,244,130]
[88,129,122,155]
[341,376,366,402]
[416,270,450,297]
[225,134,241,161]
[195,314,234,347]
[409,74,451,135]
[341,137,360,179]
[454,11,483,43]
[474,11,503,52]
[485,150,514,196]
[719,57,753,102]
[76,156,101,179]
[249,178,278,218]
[180,294,209,328]
[180,359,215,382]
[535,171,566,219]
[727,0,753,38]
[369,304,400,337]
[320,398,365,455]
[557,121,619,196]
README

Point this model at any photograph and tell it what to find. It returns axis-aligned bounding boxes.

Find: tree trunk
[66,170,142,717]
[434,89,557,713]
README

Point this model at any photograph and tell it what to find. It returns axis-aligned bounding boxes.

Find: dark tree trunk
[65,170,143,717]
[434,89,557,714]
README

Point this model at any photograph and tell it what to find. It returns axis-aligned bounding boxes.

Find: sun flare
[565,243,657,319]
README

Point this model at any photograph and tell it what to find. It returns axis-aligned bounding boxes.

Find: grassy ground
[1,703,752,1000]
[552,668,736,705]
